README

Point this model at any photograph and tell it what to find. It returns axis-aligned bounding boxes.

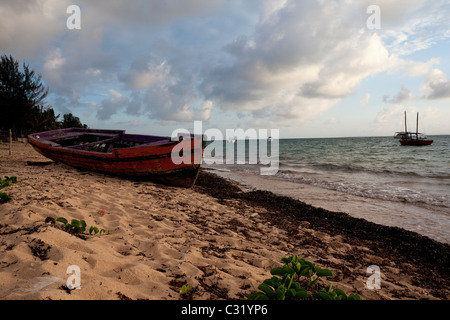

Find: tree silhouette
[62,113,87,128]
[0,54,87,136]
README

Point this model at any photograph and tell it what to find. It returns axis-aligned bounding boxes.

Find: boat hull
[27,128,204,188]
[399,139,433,146]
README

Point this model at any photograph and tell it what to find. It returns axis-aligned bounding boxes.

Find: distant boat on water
[395,112,433,146]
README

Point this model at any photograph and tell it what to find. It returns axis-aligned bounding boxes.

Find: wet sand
[0,142,449,300]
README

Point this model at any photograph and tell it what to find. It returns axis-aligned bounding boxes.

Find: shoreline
[0,142,449,300]
[204,167,450,245]
[195,170,450,274]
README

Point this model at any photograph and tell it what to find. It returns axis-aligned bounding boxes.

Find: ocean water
[203,136,450,244]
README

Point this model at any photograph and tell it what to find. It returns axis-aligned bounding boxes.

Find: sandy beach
[0,141,449,300]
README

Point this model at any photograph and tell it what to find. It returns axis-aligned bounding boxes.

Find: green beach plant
[89,225,107,235]
[180,284,192,296]
[179,283,195,300]
[313,284,361,300]
[246,255,360,300]
[0,176,18,203]
[54,217,109,235]
[0,192,12,203]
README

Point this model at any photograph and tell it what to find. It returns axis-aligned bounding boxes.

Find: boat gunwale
[28,128,203,158]
[28,129,204,163]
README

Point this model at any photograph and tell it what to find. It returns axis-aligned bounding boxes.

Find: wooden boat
[27,128,205,187]
[395,112,433,146]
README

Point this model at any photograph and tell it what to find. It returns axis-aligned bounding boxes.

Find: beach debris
[28,238,51,261]
[26,161,54,166]
[97,210,107,216]
[116,292,132,300]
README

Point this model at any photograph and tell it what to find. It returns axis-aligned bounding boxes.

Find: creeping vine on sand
[53,217,109,235]
[246,255,361,300]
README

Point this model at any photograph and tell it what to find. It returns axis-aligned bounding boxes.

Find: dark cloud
[383,86,412,103]
[96,90,128,120]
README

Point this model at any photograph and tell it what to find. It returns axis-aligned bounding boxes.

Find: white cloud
[120,58,171,91]
[0,0,70,57]
[420,69,450,100]
[201,1,401,125]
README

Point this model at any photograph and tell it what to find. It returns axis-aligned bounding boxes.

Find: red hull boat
[399,139,433,146]
[27,128,205,187]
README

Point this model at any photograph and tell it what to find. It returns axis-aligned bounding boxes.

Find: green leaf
[89,226,99,235]
[270,267,286,276]
[283,274,291,286]
[180,284,192,295]
[0,192,12,203]
[314,291,332,300]
[258,283,274,298]
[294,288,308,299]
[6,176,17,183]
[285,289,296,298]
[299,266,311,277]
[275,285,286,300]
[1,181,11,188]
[54,217,68,225]
[281,257,291,264]
[333,288,347,298]
[263,277,281,289]
[316,268,333,277]
[248,292,269,300]
[290,282,300,290]
[309,277,319,287]
[283,265,295,275]
[348,294,361,300]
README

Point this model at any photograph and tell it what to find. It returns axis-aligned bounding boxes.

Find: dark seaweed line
[194,170,450,277]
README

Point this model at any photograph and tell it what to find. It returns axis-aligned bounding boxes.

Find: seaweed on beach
[194,170,450,297]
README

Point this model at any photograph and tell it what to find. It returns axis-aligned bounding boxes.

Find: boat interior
[38,132,171,153]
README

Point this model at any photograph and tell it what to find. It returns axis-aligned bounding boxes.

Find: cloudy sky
[1,0,449,138]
